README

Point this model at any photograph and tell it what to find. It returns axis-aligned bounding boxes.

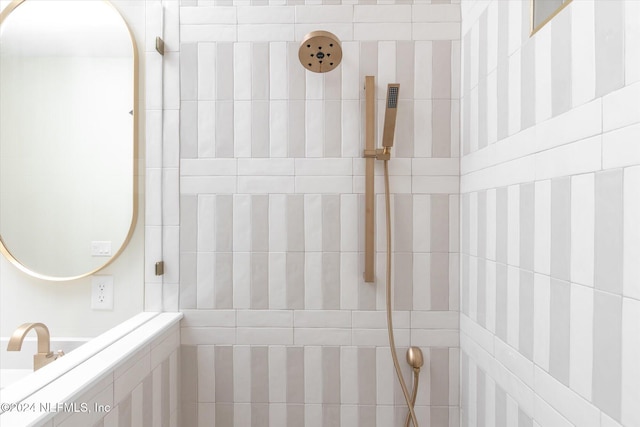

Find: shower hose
[383,159,421,427]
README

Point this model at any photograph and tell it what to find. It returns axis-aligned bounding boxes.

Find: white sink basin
[0,369,32,389]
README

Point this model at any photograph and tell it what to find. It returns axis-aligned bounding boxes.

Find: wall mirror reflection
[531,0,572,35]
[0,0,144,385]
[0,0,138,280]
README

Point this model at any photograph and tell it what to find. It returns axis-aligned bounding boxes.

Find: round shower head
[299,30,342,73]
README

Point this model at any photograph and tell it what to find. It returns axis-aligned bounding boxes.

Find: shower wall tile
[602,122,640,170]
[549,278,570,386]
[430,253,450,310]
[593,291,623,421]
[506,265,520,349]
[550,8,572,117]
[518,183,534,271]
[623,167,640,300]
[570,1,595,108]
[569,282,594,401]
[594,169,624,295]
[550,177,571,282]
[534,28,552,123]
[569,173,594,287]
[507,49,521,136]
[518,270,533,360]
[594,0,625,98]
[506,184,520,267]
[533,273,551,371]
[174,2,461,425]
[461,1,640,427]
[622,297,640,426]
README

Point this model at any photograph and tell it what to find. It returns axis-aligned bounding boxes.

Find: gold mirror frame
[530,0,573,36]
[0,0,139,282]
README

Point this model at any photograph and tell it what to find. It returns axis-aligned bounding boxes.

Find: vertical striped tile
[519,182,534,271]
[215,346,235,403]
[288,100,306,157]
[217,43,234,101]
[569,283,594,400]
[550,177,571,282]
[476,259,486,327]
[476,190,486,259]
[287,347,305,404]
[496,0,509,141]
[198,43,216,100]
[570,173,594,287]
[592,291,623,421]
[324,100,342,157]
[550,9,572,116]
[431,252,450,310]
[549,279,570,386]
[495,187,508,264]
[519,270,534,361]
[322,195,341,252]
[252,347,270,403]
[594,0,624,97]
[287,195,305,252]
[322,253,340,309]
[215,101,235,157]
[251,253,269,309]
[594,169,623,294]
[252,101,271,157]
[394,194,413,252]
[495,263,508,342]
[286,252,305,309]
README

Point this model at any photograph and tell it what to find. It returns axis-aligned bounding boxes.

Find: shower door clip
[155,261,165,276]
[155,37,165,56]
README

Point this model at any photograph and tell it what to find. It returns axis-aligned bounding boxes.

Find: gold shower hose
[383,158,421,427]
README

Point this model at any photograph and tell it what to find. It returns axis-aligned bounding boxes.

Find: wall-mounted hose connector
[406,346,424,370]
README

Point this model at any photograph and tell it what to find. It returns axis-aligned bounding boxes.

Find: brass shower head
[299,30,342,73]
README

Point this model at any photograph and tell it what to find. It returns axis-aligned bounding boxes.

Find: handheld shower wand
[382,84,400,149]
[364,81,422,427]
[364,83,401,161]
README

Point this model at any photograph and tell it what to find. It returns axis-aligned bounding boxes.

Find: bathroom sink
[0,369,31,389]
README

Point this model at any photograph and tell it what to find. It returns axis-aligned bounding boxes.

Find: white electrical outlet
[91,275,114,310]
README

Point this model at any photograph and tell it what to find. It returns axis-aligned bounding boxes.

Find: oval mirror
[0,0,138,281]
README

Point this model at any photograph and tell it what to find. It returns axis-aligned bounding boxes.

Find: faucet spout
[7,322,55,371]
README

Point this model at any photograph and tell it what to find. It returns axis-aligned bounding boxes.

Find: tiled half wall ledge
[0,312,182,427]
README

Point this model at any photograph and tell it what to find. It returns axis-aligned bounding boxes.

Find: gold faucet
[7,323,64,371]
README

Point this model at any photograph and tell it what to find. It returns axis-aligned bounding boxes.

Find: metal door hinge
[155,261,165,276]
[155,37,165,56]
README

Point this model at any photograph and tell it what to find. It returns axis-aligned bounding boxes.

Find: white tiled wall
[172,1,462,425]
[460,1,640,427]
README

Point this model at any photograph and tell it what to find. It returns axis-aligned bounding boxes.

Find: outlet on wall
[91,275,114,310]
